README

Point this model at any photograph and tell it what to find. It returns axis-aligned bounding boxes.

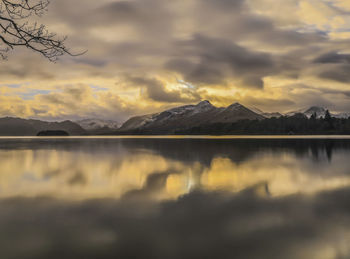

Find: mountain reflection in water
[0,138,350,259]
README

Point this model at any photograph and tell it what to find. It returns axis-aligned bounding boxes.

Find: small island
[37,130,69,136]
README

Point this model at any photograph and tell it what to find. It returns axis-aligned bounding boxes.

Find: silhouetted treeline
[176,113,350,135]
[37,130,69,136]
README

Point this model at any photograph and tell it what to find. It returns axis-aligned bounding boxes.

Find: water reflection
[0,138,349,199]
[1,138,350,259]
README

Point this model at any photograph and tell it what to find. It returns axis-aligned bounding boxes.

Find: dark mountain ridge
[117,100,264,134]
[1,101,350,136]
[0,117,86,136]
[115,101,350,135]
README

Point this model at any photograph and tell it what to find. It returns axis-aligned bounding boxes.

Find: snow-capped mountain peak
[305,106,326,112]
[285,106,328,118]
[196,100,213,107]
[304,106,327,117]
[118,100,264,132]
[193,100,215,113]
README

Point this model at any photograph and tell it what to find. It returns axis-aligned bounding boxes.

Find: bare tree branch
[0,0,85,61]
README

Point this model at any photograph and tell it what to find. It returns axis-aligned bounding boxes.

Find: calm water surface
[1,137,350,259]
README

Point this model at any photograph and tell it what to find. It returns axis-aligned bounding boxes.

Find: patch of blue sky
[90,84,108,91]
[296,25,330,36]
[0,83,22,89]
[0,82,30,88]
[6,84,22,88]
[19,89,52,100]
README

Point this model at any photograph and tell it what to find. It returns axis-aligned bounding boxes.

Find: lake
[1,136,350,259]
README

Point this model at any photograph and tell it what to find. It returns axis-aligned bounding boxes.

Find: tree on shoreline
[0,0,83,61]
[174,114,350,135]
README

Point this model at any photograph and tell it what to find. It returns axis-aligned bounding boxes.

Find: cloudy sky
[1,0,350,122]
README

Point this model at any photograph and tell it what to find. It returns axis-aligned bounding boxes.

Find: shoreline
[1,135,350,139]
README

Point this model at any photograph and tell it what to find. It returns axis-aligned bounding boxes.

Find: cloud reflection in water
[0,138,350,258]
[0,138,349,199]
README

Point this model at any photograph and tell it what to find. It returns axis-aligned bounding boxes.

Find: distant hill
[249,107,283,118]
[1,102,349,136]
[0,117,86,136]
[284,106,349,119]
[114,101,350,135]
[75,118,119,134]
[117,101,264,134]
[333,112,350,119]
[286,106,328,119]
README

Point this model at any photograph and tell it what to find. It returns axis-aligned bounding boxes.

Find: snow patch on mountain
[286,106,328,118]
[303,106,327,118]
[76,119,120,131]
[333,113,350,119]
[118,100,264,132]
[249,107,282,118]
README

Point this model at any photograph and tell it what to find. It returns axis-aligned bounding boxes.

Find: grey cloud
[288,86,336,109]
[166,35,275,88]
[257,30,326,47]
[47,0,326,86]
[166,59,226,85]
[127,76,201,103]
[319,65,350,83]
[241,76,265,88]
[193,0,326,48]
[51,0,175,40]
[242,96,295,110]
[68,171,87,186]
[314,51,350,64]
[39,94,68,106]
[298,84,350,98]
[96,1,165,23]
[190,35,274,71]
[38,86,89,107]
[202,0,245,10]
[0,53,56,80]
[22,0,339,85]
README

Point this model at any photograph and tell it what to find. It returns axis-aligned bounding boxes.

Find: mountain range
[0,117,86,136]
[118,101,264,134]
[285,106,350,119]
[75,119,120,134]
[0,101,349,135]
[117,101,350,134]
